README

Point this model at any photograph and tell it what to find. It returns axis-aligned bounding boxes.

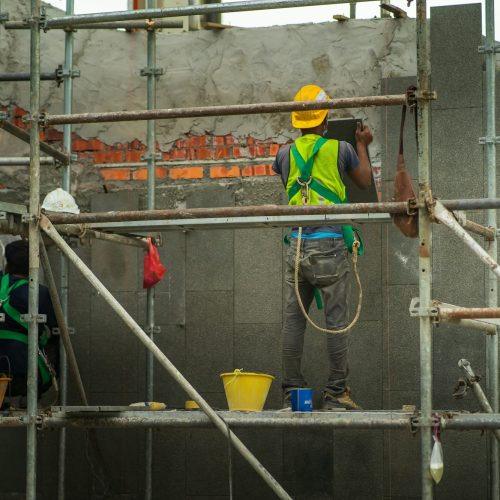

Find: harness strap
[0,330,51,385]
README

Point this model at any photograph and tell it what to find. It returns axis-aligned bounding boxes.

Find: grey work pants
[282,237,351,396]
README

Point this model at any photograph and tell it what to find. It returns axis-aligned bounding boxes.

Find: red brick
[14,107,27,117]
[197,147,213,160]
[88,139,107,151]
[39,130,46,142]
[214,136,225,146]
[269,144,280,156]
[246,136,255,145]
[93,150,124,163]
[129,139,146,150]
[253,164,268,176]
[99,168,130,181]
[192,135,207,147]
[132,167,168,180]
[267,165,277,176]
[186,148,196,160]
[46,128,63,141]
[175,137,191,148]
[214,146,230,159]
[169,167,204,180]
[225,135,236,145]
[255,145,267,157]
[210,166,240,179]
[125,150,143,162]
[72,139,89,152]
[132,168,148,180]
[156,167,168,179]
[171,148,187,160]
[241,166,252,177]
[162,151,171,161]
[233,146,244,158]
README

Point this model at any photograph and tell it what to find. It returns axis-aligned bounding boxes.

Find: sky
[44,0,498,33]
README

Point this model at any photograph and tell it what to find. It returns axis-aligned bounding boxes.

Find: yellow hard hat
[291,84,331,129]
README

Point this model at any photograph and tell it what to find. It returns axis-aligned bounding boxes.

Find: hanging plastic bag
[430,423,444,484]
[143,238,166,289]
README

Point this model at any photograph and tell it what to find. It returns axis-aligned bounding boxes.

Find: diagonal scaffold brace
[39,214,292,500]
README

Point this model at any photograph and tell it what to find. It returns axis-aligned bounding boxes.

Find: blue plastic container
[290,388,313,412]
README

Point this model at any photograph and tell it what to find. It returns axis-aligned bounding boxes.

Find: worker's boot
[321,388,362,411]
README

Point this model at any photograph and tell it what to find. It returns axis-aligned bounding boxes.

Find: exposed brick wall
[2,105,286,185]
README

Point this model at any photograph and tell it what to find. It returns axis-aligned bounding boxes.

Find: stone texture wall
[0,2,497,500]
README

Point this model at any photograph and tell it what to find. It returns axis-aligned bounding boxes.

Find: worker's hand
[355,122,373,146]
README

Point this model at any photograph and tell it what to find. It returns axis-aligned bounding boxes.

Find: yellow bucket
[0,376,12,408]
[220,369,274,411]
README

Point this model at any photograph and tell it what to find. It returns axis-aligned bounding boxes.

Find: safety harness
[0,274,52,385]
[288,136,364,255]
[286,136,363,334]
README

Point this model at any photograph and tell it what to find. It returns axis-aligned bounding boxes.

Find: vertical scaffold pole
[144,1,157,498]
[484,0,499,497]
[416,0,433,498]
[27,0,41,498]
[57,0,75,498]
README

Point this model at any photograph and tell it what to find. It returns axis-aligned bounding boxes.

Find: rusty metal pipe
[42,202,406,225]
[43,95,407,126]
[439,308,500,320]
[0,120,69,165]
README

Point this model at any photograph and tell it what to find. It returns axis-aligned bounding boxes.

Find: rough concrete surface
[0,2,498,500]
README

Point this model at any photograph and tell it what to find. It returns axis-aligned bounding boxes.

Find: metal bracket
[478,43,500,54]
[52,327,76,336]
[144,325,162,335]
[409,297,439,319]
[20,313,47,324]
[55,65,81,81]
[415,90,437,101]
[479,136,500,145]
[141,152,162,161]
[140,67,164,77]
[21,213,38,223]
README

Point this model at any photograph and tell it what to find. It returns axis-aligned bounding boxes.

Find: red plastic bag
[143,238,166,288]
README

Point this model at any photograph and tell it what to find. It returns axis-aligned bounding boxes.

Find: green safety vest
[0,274,51,385]
[286,134,364,255]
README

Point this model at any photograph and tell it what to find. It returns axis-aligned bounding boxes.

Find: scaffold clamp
[144,325,162,335]
[140,67,164,77]
[20,313,47,324]
[409,297,439,319]
[479,136,500,145]
[478,43,500,54]
[415,90,437,101]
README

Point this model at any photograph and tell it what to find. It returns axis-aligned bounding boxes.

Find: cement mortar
[1,0,415,164]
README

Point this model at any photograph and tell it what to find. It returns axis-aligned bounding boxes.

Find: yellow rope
[293,225,363,334]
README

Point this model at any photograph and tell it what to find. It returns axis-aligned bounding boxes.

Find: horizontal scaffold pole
[43,198,500,225]
[44,0,376,29]
[0,157,54,166]
[4,20,183,30]
[0,72,60,82]
[440,308,500,320]
[0,119,69,166]
[2,410,500,431]
[43,94,407,126]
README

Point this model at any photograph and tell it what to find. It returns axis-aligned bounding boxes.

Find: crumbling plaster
[0,0,416,163]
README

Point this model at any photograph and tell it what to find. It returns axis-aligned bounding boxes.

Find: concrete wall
[0,2,498,499]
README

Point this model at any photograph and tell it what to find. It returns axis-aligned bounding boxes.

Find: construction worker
[0,240,58,408]
[272,84,373,410]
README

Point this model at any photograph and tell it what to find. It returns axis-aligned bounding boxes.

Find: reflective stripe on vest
[0,274,51,385]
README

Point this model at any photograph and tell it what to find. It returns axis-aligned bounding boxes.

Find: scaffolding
[0,0,498,499]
